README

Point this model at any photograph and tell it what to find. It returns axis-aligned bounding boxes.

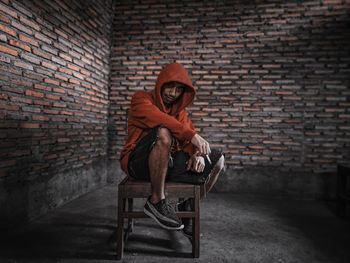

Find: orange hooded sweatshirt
[120,62,198,176]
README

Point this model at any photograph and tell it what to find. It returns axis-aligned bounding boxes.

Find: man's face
[161,82,185,106]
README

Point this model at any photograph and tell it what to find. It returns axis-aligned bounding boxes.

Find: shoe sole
[182,229,193,239]
[182,230,193,244]
[144,207,184,230]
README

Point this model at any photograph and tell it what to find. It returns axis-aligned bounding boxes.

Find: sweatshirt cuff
[180,128,196,142]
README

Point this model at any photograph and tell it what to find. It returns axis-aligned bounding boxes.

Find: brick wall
[1,0,349,227]
[0,0,114,226]
[109,0,350,196]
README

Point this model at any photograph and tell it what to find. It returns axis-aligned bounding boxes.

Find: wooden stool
[117,177,200,260]
[337,165,350,216]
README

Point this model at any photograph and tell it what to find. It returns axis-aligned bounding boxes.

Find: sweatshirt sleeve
[129,92,196,142]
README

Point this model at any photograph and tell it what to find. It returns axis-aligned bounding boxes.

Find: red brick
[25,90,44,98]
[0,160,16,168]
[0,104,19,111]
[0,24,16,37]
[263,141,281,145]
[243,108,259,111]
[0,45,18,56]
[69,78,80,85]
[249,145,265,149]
[8,150,31,157]
[19,34,39,47]
[263,119,282,123]
[34,84,51,91]
[243,151,260,155]
[44,154,58,160]
[32,115,49,121]
[284,120,301,123]
[0,93,8,100]
[60,83,73,89]
[34,100,50,106]
[45,78,60,86]
[42,61,58,71]
[276,91,293,95]
[282,96,302,101]
[46,94,60,100]
[67,64,79,71]
[21,123,40,129]
[59,53,72,62]
[54,28,68,38]
[10,96,32,104]
[58,138,70,143]
[61,111,73,116]
[246,32,264,37]
[34,32,52,44]
[60,152,72,158]
[269,147,288,150]
[43,109,59,114]
[32,48,51,59]
[20,16,40,31]
[0,13,9,23]
[32,164,50,171]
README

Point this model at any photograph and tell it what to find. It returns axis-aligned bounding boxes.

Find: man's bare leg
[148,127,172,204]
[183,155,225,210]
[180,155,225,238]
[201,155,225,199]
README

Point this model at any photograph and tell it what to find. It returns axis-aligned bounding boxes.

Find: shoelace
[160,200,176,216]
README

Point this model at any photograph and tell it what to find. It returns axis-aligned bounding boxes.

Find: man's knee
[156,127,172,149]
[215,155,225,171]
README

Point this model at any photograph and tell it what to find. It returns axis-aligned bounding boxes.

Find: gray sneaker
[144,197,184,230]
[176,199,194,239]
[182,218,193,240]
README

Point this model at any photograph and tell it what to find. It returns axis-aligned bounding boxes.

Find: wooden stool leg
[117,192,125,260]
[128,198,134,232]
[192,187,200,258]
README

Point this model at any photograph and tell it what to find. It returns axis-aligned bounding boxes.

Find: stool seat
[117,176,200,260]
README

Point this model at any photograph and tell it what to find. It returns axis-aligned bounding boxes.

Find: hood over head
[151,62,196,116]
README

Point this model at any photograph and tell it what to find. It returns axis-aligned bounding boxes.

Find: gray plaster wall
[106,160,336,200]
[213,166,337,200]
[107,159,125,185]
[0,157,107,230]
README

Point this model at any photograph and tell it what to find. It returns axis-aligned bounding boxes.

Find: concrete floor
[0,184,349,263]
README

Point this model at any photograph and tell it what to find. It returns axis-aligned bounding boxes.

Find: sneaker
[176,199,193,239]
[144,197,184,230]
[176,199,191,212]
[182,218,193,239]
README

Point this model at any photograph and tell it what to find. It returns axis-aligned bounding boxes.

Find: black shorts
[127,125,223,183]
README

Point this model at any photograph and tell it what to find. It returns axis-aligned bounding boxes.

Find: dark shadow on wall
[0,118,108,230]
[0,117,42,229]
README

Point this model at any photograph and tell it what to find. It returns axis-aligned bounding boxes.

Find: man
[120,62,225,237]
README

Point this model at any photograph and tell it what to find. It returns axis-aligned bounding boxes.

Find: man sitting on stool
[120,62,225,238]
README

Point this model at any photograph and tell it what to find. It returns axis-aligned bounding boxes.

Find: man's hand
[190,134,211,156]
[186,152,205,173]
